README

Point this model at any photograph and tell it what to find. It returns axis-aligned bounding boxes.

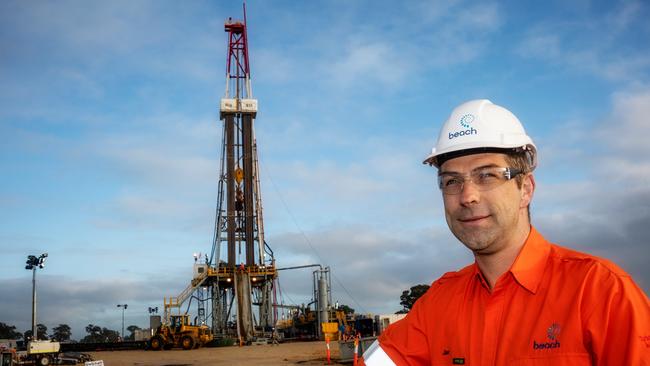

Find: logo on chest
[533,322,561,350]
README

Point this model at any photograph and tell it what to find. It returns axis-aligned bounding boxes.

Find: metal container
[338,336,377,362]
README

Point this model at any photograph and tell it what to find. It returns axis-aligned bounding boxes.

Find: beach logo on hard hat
[459,114,475,128]
[449,114,478,140]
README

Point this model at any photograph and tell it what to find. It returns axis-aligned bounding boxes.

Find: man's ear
[520,173,535,209]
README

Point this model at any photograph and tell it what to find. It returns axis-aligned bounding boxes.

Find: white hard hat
[423,99,537,168]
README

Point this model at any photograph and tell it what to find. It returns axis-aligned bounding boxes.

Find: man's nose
[459,179,480,206]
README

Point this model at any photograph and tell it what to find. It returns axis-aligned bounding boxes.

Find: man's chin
[453,228,495,253]
[469,245,498,256]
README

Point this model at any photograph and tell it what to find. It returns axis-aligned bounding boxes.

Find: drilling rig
[162,6,277,344]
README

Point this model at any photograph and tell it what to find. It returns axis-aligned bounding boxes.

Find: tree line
[1,284,431,342]
[0,322,142,342]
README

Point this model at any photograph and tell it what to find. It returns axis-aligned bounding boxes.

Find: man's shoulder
[410,265,474,308]
[430,263,475,287]
[548,243,631,279]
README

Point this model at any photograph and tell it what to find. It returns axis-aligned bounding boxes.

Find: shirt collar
[472,226,551,294]
[509,226,551,294]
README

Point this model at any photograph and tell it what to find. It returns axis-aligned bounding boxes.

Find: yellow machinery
[335,310,349,326]
[321,322,339,340]
[149,314,213,351]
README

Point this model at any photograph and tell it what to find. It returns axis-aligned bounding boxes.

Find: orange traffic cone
[353,335,360,366]
[326,336,331,364]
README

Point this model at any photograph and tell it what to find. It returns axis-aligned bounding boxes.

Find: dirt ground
[89,341,348,366]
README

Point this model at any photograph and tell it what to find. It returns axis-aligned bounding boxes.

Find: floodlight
[117,304,128,339]
[25,252,49,341]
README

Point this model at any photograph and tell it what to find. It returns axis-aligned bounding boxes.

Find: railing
[163,271,209,321]
[162,265,278,321]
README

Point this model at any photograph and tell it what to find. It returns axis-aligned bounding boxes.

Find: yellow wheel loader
[149,315,213,351]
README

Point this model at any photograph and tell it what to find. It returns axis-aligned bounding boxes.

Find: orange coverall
[362,227,650,365]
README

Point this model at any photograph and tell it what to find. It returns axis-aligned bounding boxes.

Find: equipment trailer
[25,340,60,366]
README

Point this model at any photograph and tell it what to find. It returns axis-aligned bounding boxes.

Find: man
[362,100,649,365]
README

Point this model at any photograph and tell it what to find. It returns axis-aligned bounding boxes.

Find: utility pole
[25,253,48,340]
[117,304,128,340]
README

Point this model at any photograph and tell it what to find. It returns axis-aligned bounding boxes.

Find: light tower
[207,5,277,342]
[117,304,128,340]
[25,253,48,340]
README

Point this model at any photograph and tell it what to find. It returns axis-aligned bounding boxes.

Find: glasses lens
[471,167,508,189]
[438,167,520,195]
[438,175,463,194]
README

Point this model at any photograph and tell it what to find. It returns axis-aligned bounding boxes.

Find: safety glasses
[438,166,523,195]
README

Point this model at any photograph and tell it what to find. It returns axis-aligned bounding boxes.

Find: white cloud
[515,1,650,83]
[0,273,187,340]
[458,2,501,31]
[258,129,441,234]
[254,48,296,84]
[257,0,504,94]
[412,0,500,31]
[599,88,650,156]
[534,87,650,291]
[606,0,644,34]
[328,40,410,89]
[412,1,502,67]
[516,33,562,60]
[57,69,105,99]
[270,223,470,314]
[93,113,219,185]
[101,146,215,187]
[4,1,206,58]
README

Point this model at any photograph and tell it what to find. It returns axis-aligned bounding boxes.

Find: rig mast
[208,7,277,342]
[163,6,277,344]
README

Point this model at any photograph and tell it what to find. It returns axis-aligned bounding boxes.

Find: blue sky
[1,0,649,340]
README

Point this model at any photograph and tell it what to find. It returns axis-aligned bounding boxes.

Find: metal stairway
[163,271,209,322]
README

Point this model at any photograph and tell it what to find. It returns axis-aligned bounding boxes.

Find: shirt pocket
[509,352,591,366]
